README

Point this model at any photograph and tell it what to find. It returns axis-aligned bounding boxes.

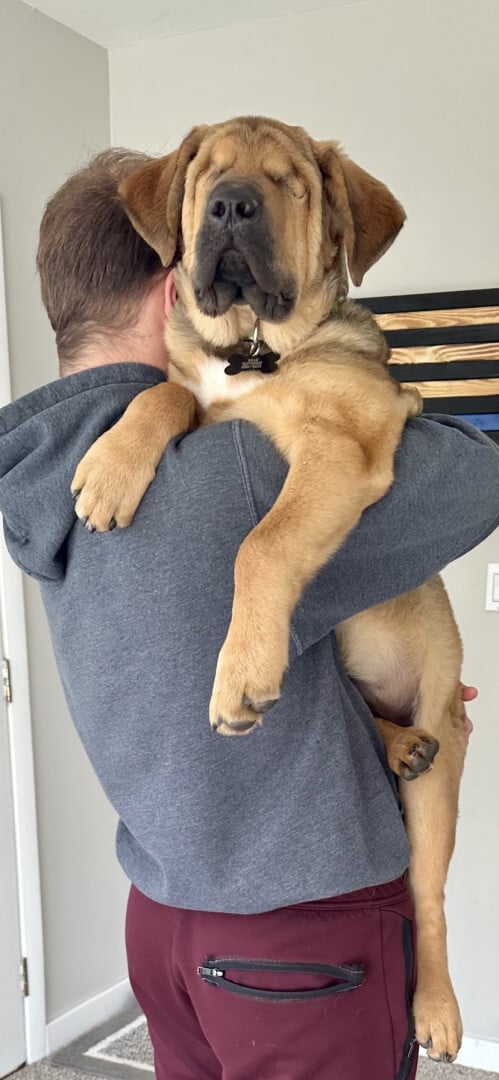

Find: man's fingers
[460,683,477,739]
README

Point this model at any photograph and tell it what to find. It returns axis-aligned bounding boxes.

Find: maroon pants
[126,876,418,1080]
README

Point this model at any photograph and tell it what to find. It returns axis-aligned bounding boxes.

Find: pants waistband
[286,873,410,913]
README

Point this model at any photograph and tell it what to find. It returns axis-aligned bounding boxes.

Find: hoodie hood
[0,363,164,581]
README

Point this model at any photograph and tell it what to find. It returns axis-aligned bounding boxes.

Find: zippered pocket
[197,957,365,1001]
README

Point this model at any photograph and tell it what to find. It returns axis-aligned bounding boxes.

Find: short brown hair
[37,149,165,373]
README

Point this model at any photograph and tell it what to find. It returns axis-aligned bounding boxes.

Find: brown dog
[72,117,468,1062]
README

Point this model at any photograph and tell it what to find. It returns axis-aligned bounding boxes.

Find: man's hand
[461,683,478,739]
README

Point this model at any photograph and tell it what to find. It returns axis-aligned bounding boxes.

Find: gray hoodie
[1,362,498,913]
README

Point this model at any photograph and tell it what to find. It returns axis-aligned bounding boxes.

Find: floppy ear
[118,126,208,267]
[313,141,406,287]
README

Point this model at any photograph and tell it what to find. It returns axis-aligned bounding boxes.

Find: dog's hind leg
[338,578,466,1063]
[402,661,467,1063]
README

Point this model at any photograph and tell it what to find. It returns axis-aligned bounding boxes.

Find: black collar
[195,322,278,377]
[199,299,345,377]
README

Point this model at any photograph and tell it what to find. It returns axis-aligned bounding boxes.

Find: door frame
[0,204,47,1062]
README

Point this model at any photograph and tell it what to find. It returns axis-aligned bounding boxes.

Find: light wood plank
[404,378,499,398]
[377,306,499,330]
[389,343,499,365]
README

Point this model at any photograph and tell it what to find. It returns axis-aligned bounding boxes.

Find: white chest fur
[183,355,263,411]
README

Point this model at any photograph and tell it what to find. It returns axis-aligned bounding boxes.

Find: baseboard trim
[458,1036,499,1072]
[420,1035,499,1072]
[46,977,135,1056]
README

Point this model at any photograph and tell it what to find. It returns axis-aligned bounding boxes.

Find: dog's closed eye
[265,171,307,199]
[208,166,229,183]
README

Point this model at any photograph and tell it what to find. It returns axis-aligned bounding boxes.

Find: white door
[0,628,26,1076]
[0,201,26,1075]
[0,203,45,1066]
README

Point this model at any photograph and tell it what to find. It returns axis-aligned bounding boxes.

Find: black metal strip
[390,360,499,382]
[359,288,499,315]
[385,325,499,348]
[422,395,499,414]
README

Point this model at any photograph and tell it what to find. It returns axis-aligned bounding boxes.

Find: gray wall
[109,0,499,1042]
[1,0,129,1025]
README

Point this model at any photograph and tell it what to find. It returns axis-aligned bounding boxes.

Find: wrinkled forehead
[191,119,318,183]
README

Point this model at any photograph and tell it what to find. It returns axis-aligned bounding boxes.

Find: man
[0,149,494,1080]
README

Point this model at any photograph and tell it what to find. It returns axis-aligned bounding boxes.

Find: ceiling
[21,0,364,49]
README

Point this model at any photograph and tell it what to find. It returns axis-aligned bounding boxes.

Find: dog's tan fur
[72,117,468,1061]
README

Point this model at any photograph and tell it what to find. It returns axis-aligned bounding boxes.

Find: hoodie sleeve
[0,365,165,581]
[237,414,499,654]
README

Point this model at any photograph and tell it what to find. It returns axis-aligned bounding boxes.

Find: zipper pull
[197,964,224,979]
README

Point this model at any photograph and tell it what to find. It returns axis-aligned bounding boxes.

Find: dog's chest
[182,355,263,411]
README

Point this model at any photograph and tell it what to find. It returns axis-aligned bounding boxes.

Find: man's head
[37,149,176,376]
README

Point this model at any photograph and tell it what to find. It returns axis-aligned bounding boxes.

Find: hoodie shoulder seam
[0,376,163,436]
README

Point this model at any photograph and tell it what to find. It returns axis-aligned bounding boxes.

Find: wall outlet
[485,563,499,611]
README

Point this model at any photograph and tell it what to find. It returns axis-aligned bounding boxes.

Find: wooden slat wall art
[360,288,499,444]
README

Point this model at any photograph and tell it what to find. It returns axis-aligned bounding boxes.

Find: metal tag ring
[249,321,261,358]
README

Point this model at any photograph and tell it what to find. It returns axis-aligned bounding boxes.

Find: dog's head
[119,117,405,331]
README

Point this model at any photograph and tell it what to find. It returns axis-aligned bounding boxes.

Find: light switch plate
[485,563,499,611]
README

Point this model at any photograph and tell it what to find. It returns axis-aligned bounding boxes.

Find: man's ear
[313,141,406,287]
[163,269,177,317]
[118,126,208,267]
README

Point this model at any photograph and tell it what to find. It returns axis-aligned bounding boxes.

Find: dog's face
[120,116,405,331]
[183,121,316,322]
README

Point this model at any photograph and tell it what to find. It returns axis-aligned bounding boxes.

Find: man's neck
[71,336,167,375]
[65,275,170,376]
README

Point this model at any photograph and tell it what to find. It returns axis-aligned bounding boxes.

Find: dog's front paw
[209,630,288,736]
[414,979,462,1063]
[71,431,155,532]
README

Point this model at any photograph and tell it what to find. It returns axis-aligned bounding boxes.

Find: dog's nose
[207,181,262,226]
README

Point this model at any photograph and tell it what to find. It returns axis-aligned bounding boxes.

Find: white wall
[1,0,129,1028]
[109,0,499,1046]
[109,0,499,295]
